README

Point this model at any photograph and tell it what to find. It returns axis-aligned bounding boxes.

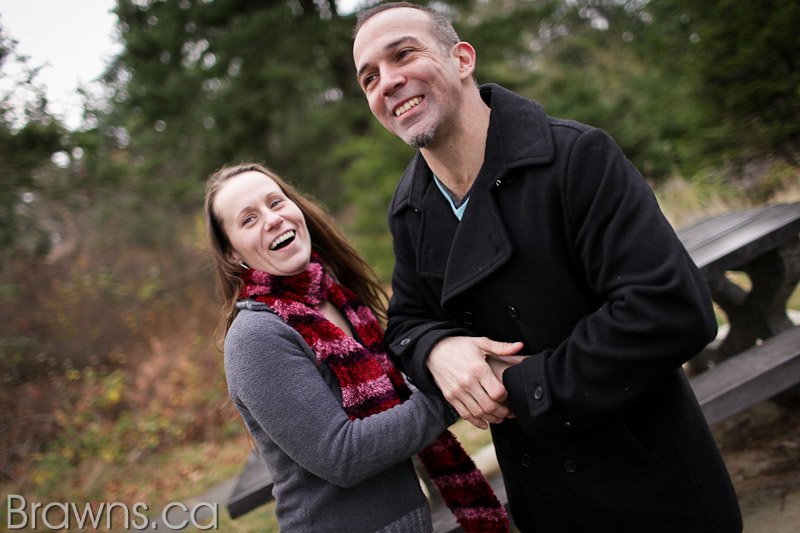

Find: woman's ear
[227,252,249,269]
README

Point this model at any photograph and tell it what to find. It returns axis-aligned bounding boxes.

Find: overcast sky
[0,0,365,130]
[0,0,120,129]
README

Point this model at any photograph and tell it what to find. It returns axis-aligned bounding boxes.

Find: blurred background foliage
[1,0,799,521]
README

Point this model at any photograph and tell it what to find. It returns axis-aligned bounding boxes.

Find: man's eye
[363,74,377,88]
[398,49,411,59]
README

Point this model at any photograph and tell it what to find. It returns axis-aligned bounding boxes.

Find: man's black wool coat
[384,84,742,532]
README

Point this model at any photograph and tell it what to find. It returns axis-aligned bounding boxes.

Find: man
[353,3,742,532]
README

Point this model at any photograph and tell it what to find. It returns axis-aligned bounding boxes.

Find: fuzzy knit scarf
[240,255,509,532]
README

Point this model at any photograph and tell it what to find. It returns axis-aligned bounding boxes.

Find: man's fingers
[465,415,490,431]
[427,336,521,428]
[479,372,508,403]
[449,397,489,430]
[471,375,510,418]
[469,357,508,405]
[444,377,510,424]
[478,338,525,356]
[459,360,511,419]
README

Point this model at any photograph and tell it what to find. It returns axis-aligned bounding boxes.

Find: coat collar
[390,84,556,304]
[391,83,555,215]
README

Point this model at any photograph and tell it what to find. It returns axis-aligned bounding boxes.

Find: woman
[204,163,508,533]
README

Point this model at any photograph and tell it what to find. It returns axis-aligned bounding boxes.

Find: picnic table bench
[226,447,275,520]
[225,201,800,528]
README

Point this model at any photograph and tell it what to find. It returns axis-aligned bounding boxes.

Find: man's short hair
[353,1,460,54]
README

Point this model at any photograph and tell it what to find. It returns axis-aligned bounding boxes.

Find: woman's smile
[270,230,296,251]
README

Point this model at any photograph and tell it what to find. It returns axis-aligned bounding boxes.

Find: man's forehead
[354,11,434,62]
[374,35,424,54]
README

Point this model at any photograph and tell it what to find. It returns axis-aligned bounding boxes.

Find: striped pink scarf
[240,255,509,532]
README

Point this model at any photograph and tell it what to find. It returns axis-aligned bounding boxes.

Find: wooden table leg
[694,237,800,369]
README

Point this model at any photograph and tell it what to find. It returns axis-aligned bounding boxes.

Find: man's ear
[453,41,477,81]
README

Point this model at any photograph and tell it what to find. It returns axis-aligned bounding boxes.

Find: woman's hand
[485,353,529,382]
[485,354,529,419]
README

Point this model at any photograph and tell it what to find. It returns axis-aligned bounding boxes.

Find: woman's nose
[264,211,283,230]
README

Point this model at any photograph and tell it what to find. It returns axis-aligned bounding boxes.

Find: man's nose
[380,67,405,96]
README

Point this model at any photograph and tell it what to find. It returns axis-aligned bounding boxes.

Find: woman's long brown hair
[204,163,388,342]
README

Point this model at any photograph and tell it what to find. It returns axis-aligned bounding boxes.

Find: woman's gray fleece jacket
[224,300,455,532]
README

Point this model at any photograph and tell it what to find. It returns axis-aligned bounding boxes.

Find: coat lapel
[397,84,556,306]
[416,180,458,281]
[442,182,513,304]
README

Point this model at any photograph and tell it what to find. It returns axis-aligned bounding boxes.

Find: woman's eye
[243,215,255,225]
[270,198,283,209]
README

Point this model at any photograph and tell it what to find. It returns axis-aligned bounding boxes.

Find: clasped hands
[427,336,528,430]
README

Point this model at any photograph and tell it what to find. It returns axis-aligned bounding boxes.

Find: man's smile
[394,96,423,117]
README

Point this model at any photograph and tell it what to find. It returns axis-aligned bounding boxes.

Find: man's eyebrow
[356,36,420,80]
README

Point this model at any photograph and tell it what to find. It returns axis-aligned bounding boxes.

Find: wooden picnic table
[225,201,800,527]
[676,200,800,426]
[677,201,800,362]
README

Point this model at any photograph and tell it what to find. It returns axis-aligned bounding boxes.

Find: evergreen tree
[0,25,69,266]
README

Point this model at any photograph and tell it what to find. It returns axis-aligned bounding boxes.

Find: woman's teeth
[270,230,295,250]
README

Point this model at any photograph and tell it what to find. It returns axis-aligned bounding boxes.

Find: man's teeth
[270,230,295,250]
[395,96,422,117]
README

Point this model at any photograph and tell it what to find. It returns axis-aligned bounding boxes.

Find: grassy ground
[0,416,491,531]
[1,427,254,531]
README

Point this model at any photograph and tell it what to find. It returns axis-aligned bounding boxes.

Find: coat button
[521,454,533,467]
[400,338,410,346]
[463,311,475,325]
[563,459,578,473]
[495,179,502,187]
[533,386,543,400]
[562,421,574,429]
[507,305,519,318]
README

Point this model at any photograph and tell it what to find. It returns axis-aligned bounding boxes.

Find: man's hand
[427,336,524,430]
